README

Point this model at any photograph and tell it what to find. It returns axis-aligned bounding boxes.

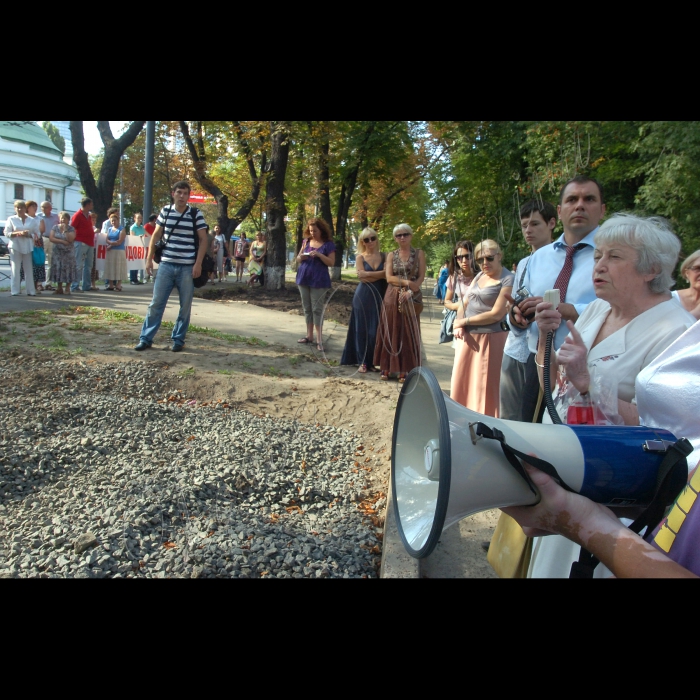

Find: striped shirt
[156,205,207,265]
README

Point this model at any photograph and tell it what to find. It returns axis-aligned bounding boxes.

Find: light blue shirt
[503,254,532,363]
[510,227,599,354]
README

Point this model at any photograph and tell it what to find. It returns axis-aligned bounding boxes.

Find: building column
[0,179,7,220]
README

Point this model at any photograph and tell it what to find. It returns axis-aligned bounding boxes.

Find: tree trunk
[332,165,359,281]
[70,120,145,227]
[318,140,335,236]
[265,122,290,290]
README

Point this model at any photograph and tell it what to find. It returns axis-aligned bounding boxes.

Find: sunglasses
[475,255,496,264]
[395,233,411,239]
[363,236,378,243]
[456,254,471,261]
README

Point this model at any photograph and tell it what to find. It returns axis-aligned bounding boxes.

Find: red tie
[553,244,586,302]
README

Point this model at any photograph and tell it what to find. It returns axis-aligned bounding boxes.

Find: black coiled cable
[543,331,563,425]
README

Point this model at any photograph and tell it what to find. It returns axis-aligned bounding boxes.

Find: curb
[380,480,420,579]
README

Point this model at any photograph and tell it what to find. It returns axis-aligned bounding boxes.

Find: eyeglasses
[475,255,496,264]
[395,233,411,239]
[456,254,471,261]
[688,265,700,273]
[363,236,377,243]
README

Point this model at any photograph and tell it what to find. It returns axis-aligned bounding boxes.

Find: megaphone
[392,367,689,559]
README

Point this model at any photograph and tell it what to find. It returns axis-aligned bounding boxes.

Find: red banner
[188,192,215,203]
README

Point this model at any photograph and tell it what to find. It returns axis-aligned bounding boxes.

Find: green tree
[42,121,65,154]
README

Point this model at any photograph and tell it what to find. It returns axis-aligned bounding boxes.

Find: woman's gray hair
[594,213,681,294]
[680,249,700,278]
[393,223,413,237]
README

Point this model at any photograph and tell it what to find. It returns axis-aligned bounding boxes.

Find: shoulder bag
[397,249,424,315]
[439,272,460,344]
[153,206,188,264]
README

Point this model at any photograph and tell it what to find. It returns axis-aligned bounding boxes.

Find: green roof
[0,121,62,156]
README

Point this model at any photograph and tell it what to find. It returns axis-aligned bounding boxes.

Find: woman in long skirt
[341,228,388,373]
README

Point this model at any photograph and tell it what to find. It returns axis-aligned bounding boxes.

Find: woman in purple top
[296,218,336,352]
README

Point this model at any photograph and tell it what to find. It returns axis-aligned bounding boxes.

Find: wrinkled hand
[556,321,590,394]
[502,464,618,539]
[535,300,562,335]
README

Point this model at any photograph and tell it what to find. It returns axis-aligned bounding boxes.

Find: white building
[0,121,83,223]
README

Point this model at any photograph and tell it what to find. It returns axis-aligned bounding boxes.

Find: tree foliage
[42,121,65,155]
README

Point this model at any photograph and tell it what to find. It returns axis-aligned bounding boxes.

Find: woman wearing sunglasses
[673,250,700,320]
[374,223,426,382]
[341,228,388,373]
[450,239,514,415]
[444,240,475,322]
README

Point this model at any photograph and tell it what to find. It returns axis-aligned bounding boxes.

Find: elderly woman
[673,250,700,319]
[296,219,336,351]
[5,200,38,296]
[341,228,388,373]
[503,321,700,578]
[48,211,78,294]
[104,213,127,291]
[450,239,513,415]
[374,224,426,382]
[528,213,696,578]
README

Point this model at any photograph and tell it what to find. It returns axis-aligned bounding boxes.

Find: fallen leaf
[163,542,177,549]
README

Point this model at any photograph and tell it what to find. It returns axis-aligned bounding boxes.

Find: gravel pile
[0,356,383,578]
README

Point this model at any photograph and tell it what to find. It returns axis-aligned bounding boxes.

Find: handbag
[397,249,424,315]
[487,512,533,578]
[32,244,46,267]
[439,308,457,344]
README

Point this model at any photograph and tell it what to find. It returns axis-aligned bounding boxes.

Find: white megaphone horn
[392,367,690,559]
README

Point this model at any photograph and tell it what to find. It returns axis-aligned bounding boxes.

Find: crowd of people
[5,174,700,577]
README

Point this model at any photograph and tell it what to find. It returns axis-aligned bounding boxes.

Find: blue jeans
[139,262,194,347]
[71,242,94,291]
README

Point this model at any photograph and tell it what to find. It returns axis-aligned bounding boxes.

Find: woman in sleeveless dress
[450,239,514,416]
[373,224,426,382]
[341,228,388,373]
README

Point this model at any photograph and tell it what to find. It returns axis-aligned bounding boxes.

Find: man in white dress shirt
[508,177,607,406]
[5,200,38,296]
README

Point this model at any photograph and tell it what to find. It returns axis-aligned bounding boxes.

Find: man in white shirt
[5,200,39,296]
[508,176,607,408]
[499,200,556,422]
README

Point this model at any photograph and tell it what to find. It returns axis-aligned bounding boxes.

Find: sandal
[316,343,324,352]
[298,337,313,344]
[54,289,64,295]
[380,371,389,381]
[358,364,368,374]
[115,285,123,292]
[107,286,115,291]
[398,373,407,384]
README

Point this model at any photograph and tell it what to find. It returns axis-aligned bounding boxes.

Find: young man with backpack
[135,181,208,353]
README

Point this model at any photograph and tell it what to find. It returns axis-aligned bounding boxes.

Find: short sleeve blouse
[296,240,336,289]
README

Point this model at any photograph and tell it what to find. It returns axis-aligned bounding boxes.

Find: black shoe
[134,342,151,351]
[171,344,184,352]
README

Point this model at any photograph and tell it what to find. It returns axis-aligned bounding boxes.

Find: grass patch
[179,367,196,377]
[288,354,305,366]
[185,323,269,347]
[217,369,234,376]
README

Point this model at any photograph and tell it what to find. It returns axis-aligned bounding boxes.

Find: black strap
[474,423,576,495]
[162,205,189,251]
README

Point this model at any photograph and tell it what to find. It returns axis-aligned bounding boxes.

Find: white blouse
[5,215,39,255]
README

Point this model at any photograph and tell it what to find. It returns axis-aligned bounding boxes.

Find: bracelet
[535,358,545,368]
